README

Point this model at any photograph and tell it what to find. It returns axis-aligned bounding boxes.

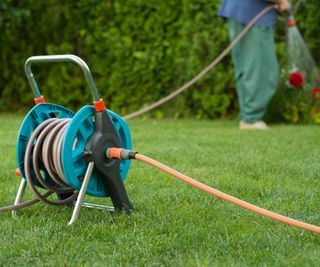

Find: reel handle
[25,54,100,102]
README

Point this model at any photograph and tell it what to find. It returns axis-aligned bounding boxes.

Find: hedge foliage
[0,0,319,121]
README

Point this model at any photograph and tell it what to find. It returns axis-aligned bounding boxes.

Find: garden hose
[293,0,304,15]
[107,148,320,234]
[0,192,53,212]
[123,5,276,120]
[23,118,77,205]
[0,118,77,213]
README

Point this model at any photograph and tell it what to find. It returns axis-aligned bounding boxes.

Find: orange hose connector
[93,98,106,112]
[288,19,297,27]
[34,95,46,105]
[134,153,320,234]
[15,168,21,177]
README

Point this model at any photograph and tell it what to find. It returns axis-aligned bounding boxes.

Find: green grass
[0,113,320,266]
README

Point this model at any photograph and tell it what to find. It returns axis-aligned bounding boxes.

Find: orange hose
[135,153,320,234]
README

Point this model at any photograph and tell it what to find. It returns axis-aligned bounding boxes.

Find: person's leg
[228,19,280,123]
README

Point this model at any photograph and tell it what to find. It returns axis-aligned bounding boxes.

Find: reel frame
[14,54,133,224]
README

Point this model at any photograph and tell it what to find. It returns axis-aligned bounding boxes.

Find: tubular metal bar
[12,179,27,219]
[24,54,100,101]
[81,203,115,211]
[68,162,94,225]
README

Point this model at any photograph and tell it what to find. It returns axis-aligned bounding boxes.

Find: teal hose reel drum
[13,55,133,224]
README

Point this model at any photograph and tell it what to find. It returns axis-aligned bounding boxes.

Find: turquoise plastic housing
[62,105,132,197]
[16,103,132,197]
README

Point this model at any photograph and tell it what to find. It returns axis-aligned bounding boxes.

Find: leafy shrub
[0,0,319,122]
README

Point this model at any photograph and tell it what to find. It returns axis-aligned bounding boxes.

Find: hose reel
[13,54,133,224]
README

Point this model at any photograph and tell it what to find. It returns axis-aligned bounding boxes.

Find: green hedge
[0,0,319,121]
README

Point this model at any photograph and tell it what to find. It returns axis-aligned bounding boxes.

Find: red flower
[312,88,320,100]
[289,72,305,88]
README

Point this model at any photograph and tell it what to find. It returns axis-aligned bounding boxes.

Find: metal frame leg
[68,162,94,225]
[12,179,27,219]
[81,202,115,211]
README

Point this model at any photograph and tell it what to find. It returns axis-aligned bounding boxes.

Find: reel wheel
[16,103,74,187]
[62,105,132,197]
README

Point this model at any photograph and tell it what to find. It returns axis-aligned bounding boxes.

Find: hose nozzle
[287,14,297,27]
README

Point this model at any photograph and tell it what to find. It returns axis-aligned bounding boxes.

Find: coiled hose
[0,118,77,213]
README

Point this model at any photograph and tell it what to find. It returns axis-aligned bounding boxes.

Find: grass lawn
[0,113,320,266]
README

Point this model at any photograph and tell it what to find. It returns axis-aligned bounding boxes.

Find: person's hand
[276,0,291,12]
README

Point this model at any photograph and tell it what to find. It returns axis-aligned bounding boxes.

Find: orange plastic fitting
[287,19,297,27]
[106,148,124,160]
[15,168,21,177]
[34,95,46,105]
[93,98,106,112]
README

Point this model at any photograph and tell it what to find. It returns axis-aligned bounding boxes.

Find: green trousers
[228,19,279,123]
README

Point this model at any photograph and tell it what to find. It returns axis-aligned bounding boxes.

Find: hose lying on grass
[107,147,320,234]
